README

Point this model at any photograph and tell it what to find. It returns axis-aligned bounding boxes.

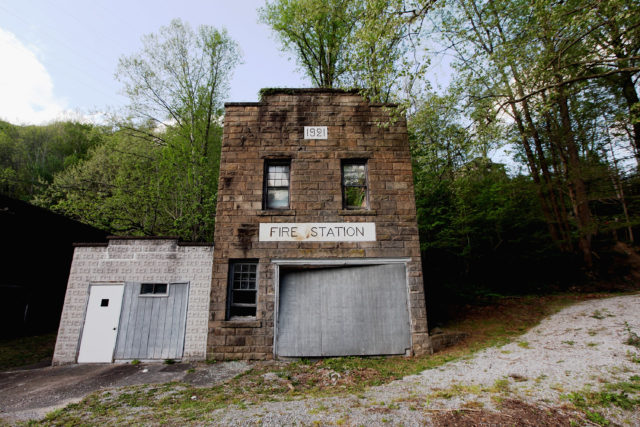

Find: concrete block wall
[210,89,430,360]
[52,237,213,365]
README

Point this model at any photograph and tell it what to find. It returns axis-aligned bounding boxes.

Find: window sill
[220,319,262,328]
[339,209,377,216]
[258,209,296,216]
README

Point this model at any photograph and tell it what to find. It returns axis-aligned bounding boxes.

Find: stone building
[208,88,430,360]
[52,88,430,364]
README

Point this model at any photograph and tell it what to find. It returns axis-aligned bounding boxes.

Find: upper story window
[342,160,368,209]
[264,160,291,209]
[227,261,258,319]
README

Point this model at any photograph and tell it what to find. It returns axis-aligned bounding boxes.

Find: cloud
[0,27,68,125]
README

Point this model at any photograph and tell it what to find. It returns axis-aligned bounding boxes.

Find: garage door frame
[271,258,412,358]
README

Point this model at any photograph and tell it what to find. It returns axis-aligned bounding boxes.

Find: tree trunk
[556,88,594,267]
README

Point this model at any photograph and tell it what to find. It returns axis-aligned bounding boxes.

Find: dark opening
[100,299,109,307]
[140,283,168,295]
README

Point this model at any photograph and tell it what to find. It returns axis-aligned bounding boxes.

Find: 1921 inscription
[304,126,328,139]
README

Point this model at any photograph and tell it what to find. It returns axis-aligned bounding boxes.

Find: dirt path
[210,294,640,426]
[0,361,252,422]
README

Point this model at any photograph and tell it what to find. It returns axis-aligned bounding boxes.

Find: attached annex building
[52,89,431,364]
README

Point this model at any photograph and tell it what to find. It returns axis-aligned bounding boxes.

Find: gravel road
[212,294,640,426]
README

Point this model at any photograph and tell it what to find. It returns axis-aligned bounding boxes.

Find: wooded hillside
[1,2,639,294]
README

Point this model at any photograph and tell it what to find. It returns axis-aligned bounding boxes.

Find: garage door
[113,282,189,360]
[276,264,411,357]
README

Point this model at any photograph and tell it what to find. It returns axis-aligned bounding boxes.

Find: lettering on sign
[259,223,376,242]
[304,126,328,139]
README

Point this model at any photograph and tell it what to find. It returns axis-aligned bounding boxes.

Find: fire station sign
[259,223,376,242]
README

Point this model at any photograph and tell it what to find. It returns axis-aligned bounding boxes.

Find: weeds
[563,376,640,426]
[624,322,640,349]
[0,332,56,370]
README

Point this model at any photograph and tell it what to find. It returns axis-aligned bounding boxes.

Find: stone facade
[52,237,213,365]
[209,89,430,360]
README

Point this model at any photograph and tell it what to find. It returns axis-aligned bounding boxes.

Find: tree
[260,0,433,102]
[259,0,362,88]
[115,19,241,241]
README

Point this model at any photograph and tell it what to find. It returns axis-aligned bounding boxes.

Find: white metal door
[77,284,124,363]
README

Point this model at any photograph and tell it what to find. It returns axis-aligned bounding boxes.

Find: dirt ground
[0,360,252,422]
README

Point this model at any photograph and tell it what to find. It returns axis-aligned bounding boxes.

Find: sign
[259,223,376,242]
[304,126,328,139]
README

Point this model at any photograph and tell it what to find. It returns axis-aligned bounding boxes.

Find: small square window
[140,283,168,296]
[264,160,291,209]
[227,261,258,319]
[100,299,109,307]
[342,160,368,209]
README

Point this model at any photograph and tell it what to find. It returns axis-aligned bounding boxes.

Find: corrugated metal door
[277,264,411,357]
[114,282,189,360]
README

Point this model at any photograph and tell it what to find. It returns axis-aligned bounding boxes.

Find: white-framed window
[264,160,291,209]
[227,261,258,318]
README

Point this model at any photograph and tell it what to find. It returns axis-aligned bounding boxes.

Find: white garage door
[276,264,411,357]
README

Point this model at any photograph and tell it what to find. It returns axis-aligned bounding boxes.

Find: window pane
[345,186,367,208]
[268,165,289,186]
[230,306,256,317]
[154,283,167,294]
[267,188,289,208]
[140,284,154,294]
[233,291,256,304]
[343,164,366,186]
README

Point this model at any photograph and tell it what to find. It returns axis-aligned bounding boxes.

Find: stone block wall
[209,89,430,360]
[52,237,213,365]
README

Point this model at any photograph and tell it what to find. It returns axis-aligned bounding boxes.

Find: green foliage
[259,0,362,88]
[259,0,429,102]
[0,332,56,370]
[625,322,640,348]
[29,20,242,241]
[0,120,103,200]
[112,19,240,241]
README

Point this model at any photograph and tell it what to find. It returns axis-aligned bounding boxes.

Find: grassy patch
[624,322,640,349]
[41,292,632,425]
[0,332,56,370]
[563,375,640,426]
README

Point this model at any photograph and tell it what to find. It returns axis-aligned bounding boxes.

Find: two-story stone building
[208,88,430,360]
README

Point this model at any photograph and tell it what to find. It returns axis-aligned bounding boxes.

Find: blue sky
[0,0,308,124]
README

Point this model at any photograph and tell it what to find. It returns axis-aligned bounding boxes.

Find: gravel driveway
[211,294,640,426]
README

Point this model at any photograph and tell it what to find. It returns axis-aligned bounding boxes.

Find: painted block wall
[209,89,431,360]
[52,238,213,365]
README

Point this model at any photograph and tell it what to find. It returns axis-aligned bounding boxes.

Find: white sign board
[259,223,376,242]
[304,126,328,139]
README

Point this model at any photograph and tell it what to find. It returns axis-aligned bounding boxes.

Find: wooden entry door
[77,284,124,363]
[276,264,411,357]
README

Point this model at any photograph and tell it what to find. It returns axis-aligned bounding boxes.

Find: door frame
[271,258,412,358]
[76,282,125,363]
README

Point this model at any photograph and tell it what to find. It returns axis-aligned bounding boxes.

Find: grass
[624,322,640,349]
[562,375,640,426]
[0,332,57,371]
[36,291,636,425]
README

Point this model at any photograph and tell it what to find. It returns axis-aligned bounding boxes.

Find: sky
[0,0,309,125]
